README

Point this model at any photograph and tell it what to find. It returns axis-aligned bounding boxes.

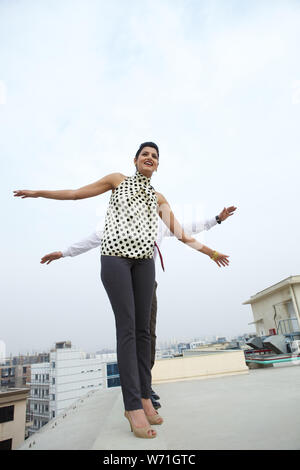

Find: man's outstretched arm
[40,231,103,265]
[163,206,237,238]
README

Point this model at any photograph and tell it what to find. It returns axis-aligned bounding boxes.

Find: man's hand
[218,206,237,222]
[40,251,63,265]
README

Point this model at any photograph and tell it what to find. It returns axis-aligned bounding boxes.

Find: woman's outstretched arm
[13,173,125,200]
[156,192,230,268]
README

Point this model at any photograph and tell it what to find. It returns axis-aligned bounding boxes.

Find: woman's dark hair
[134,142,159,160]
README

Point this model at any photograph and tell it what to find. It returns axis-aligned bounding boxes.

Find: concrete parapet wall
[152,349,249,384]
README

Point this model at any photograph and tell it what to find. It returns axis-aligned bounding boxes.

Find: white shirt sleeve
[162,217,217,238]
[182,217,217,236]
[62,231,102,257]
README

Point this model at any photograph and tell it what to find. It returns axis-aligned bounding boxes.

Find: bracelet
[210,250,219,261]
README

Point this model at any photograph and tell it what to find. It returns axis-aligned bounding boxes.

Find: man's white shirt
[62,217,218,264]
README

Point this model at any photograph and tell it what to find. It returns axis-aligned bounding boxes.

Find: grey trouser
[150,280,158,370]
[101,255,155,411]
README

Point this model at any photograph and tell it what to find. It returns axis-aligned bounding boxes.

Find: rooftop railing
[277,317,300,336]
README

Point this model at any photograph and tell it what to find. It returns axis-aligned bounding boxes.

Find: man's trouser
[150,280,158,370]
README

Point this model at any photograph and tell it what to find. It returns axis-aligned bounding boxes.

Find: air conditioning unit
[290,340,300,354]
[246,336,264,349]
[262,334,288,354]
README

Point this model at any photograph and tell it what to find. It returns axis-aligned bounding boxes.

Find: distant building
[104,362,120,388]
[96,353,120,389]
[0,364,28,389]
[0,352,49,389]
[216,337,227,343]
[243,275,300,337]
[190,341,206,349]
[177,343,191,354]
[27,363,51,435]
[0,387,29,450]
[27,342,120,436]
[155,349,176,359]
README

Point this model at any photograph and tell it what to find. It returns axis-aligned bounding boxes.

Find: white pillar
[290,284,300,330]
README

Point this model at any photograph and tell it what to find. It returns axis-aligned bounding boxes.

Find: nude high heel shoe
[124,411,157,439]
[145,410,163,425]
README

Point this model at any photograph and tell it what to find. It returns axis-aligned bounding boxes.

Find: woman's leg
[100,255,143,411]
[130,259,162,423]
[131,258,156,400]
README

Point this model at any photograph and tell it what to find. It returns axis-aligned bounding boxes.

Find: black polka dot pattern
[100,170,159,259]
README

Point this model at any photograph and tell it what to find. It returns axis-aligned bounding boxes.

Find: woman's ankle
[141,398,155,413]
[127,408,144,414]
[141,397,151,404]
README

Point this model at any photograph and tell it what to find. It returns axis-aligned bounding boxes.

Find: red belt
[154,242,165,272]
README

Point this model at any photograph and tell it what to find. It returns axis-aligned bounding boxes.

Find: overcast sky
[1,0,300,357]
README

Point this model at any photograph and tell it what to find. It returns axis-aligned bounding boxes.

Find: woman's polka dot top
[100,169,159,259]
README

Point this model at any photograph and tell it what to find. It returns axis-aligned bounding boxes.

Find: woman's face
[134,146,159,177]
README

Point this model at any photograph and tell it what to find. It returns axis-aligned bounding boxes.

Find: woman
[13,141,230,439]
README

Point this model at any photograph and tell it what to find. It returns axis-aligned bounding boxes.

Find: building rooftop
[0,387,29,395]
[18,363,300,450]
[243,275,300,304]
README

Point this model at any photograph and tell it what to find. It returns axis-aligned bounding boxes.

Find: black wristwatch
[216,215,221,224]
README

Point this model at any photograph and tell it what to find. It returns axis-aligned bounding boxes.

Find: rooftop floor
[18,363,300,450]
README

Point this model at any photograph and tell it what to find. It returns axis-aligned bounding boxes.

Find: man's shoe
[151,399,161,410]
[151,389,160,401]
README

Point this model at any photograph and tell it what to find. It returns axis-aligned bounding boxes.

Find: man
[41,206,236,409]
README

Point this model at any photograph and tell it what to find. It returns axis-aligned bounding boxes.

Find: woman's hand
[210,251,230,268]
[13,190,38,198]
[40,251,63,265]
